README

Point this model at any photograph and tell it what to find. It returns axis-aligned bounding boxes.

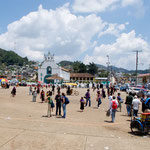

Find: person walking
[29,85,32,95]
[110,86,114,96]
[32,90,37,102]
[52,84,55,95]
[97,91,102,108]
[140,93,146,113]
[55,91,62,116]
[40,90,45,103]
[85,89,91,107]
[37,86,40,94]
[80,97,85,112]
[46,91,53,117]
[57,85,60,93]
[144,92,150,112]
[11,87,16,97]
[125,92,133,116]
[110,96,118,123]
[132,95,141,117]
[102,88,106,99]
[108,93,112,109]
[117,93,123,112]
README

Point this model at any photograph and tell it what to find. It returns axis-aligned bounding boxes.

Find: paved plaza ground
[0,87,149,150]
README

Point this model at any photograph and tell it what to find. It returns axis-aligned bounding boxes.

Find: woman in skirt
[80,97,85,112]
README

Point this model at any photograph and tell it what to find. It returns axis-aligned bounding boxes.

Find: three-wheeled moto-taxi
[130,113,150,135]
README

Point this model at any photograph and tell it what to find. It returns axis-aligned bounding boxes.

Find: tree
[87,62,98,75]
[98,69,108,77]
[122,73,130,77]
[73,61,81,73]
[79,63,87,73]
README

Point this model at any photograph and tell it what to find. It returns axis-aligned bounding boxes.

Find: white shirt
[132,98,141,110]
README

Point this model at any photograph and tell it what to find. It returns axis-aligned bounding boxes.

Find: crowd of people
[10,83,150,123]
[125,92,150,117]
[28,85,69,118]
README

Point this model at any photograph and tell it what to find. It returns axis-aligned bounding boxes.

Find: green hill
[0,48,28,66]
[58,61,73,67]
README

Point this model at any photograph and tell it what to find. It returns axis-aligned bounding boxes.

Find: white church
[38,52,70,84]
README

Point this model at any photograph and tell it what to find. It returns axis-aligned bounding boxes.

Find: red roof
[46,75,63,80]
[138,73,150,77]
[70,73,94,78]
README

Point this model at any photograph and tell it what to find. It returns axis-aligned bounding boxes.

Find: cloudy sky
[0,0,150,70]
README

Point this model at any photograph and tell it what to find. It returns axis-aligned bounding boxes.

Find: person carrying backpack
[62,93,69,118]
[110,96,118,123]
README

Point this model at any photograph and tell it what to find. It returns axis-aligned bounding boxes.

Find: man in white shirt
[132,95,141,116]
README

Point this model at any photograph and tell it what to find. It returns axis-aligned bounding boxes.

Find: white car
[126,87,142,94]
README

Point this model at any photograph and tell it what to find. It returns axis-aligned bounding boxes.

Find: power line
[132,50,142,86]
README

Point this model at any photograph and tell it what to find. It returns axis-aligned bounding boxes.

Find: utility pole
[149,64,150,83]
[132,50,142,86]
[106,55,110,87]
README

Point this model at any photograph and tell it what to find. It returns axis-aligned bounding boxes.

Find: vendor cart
[130,113,150,135]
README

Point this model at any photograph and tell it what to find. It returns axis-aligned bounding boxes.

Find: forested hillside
[0,48,28,66]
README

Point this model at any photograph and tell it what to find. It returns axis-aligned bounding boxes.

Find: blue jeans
[98,98,101,107]
[126,105,131,116]
[111,109,116,122]
[133,109,138,117]
[62,104,66,118]
[86,98,91,107]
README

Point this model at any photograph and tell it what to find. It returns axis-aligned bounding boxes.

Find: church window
[47,66,52,74]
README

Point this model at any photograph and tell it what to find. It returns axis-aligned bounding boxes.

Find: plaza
[0,87,149,150]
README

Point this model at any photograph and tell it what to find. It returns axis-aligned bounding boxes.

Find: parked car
[19,81,27,86]
[114,85,120,90]
[120,86,128,92]
[127,87,149,96]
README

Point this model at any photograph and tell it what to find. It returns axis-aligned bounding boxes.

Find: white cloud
[84,30,150,69]
[73,0,145,18]
[0,3,148,70]
[73,0,119,13]
[121,0,145,17]
[122,0,142,7]
[0,4,106,61]
[99,22,128,37]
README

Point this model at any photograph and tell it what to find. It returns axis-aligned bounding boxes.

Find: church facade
[38,52,70,84]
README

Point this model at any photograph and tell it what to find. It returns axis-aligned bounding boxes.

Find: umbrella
[64,83,77,86]
[1,78,8,82]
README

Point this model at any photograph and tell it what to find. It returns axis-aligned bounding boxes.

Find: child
[97,91,102,108]
[80,97,85,112]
